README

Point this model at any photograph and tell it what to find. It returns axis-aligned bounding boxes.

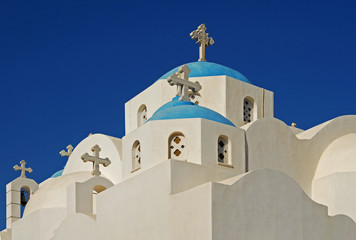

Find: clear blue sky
[1,0,356,230]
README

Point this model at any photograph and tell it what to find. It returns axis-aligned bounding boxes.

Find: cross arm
[59,150,66,156]
[81,153,94,162]
[167,74,182,86]
[13,165,20,171]
[13,165,32,173]
[81,153,111,166]
[205,36,214,46]
[98,158,111,167]
[190,31,203,42]
[167,75,202,92]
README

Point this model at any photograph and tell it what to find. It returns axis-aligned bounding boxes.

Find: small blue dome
[159,61,251,83]
[148,97,235,127]
[50,169,63,178]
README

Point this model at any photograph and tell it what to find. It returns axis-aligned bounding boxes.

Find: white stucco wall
[97,160,212,240]
[244,115,356,196]
[312,133,356,222]
[23,172,93,217]
[125,75,274,134]
[63,134,122,184]
[212,169,356,240]
[314,133,356,179]
[12,208,66,240]
[313,173,356,222]
[52,213,98,240]
[16,162,356,240]
[122,118,245,179]
[226,76,274,126]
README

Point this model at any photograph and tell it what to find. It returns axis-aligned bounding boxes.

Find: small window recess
[243,97,254,123]
[217,136,233,168]
[137,105,148,127]
[132,140,141,172]
[168,133,187,161]
[20,187,30,217]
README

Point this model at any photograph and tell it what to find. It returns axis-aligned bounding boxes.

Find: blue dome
[148,97,235,127]
[159,61,251,83]
[50,169,63,178]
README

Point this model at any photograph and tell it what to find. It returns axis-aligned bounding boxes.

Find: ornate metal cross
[190,24,214,62]
[13,160,33,178]
[167,64,202,102]
[59,144,73,157]
[81,145,111,176]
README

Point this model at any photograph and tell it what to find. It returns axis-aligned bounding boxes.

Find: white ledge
[217,162,234,168]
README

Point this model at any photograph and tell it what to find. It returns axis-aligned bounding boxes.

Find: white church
[2,24,356,240]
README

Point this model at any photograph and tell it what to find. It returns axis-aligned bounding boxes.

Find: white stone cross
[190,24,214,62]
[59,144,73,157]
[13,160,33,178]
[81,145,111,176]
[167,64,202,102]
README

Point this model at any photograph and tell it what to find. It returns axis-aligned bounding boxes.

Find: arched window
[132,141,141,171]
[218,136,229,164]
[169,133,187,161]
[243,97,254,123]
[20,186,30,217]
[137,105,147,127]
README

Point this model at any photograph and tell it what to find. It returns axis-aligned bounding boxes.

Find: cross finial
[167,64,202,102]
[81,145,111,176]
[13,160,33,178]
[190,24,214,62]
[59,144,73,157]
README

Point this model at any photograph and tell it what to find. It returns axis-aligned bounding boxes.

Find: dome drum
[121,116,245,179]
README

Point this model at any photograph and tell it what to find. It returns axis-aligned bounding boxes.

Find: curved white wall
[63,134,122,184]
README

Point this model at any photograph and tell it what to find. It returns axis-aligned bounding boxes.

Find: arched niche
[137,104,148,127]
[217,135,230,165]
[132,140,141,171]
[168,132,187,161]
[243,97,255,123]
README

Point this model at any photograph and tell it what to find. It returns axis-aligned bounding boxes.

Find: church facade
[1,24,356,240]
